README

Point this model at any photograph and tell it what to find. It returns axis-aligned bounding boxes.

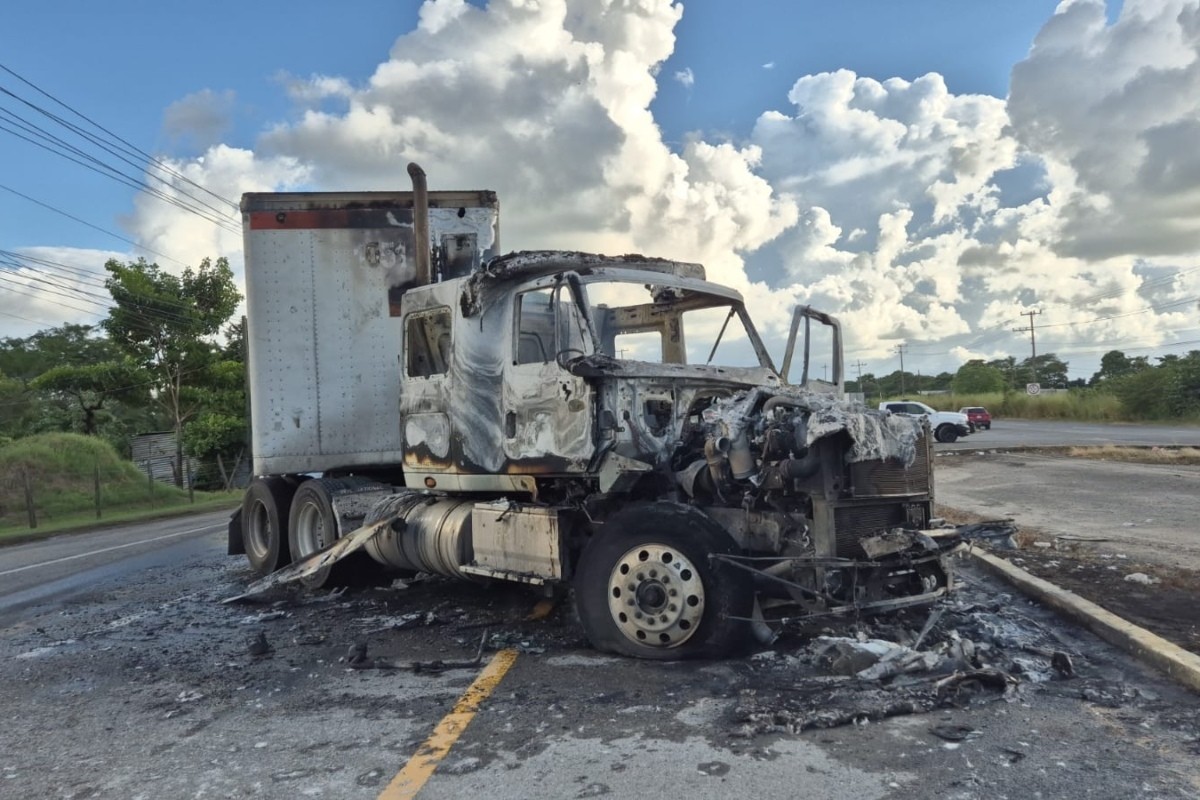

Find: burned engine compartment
[663,385,958,617]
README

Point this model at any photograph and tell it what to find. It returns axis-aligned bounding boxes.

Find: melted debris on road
[732,579,1103,736]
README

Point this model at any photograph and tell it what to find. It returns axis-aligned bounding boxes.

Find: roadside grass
[903,391,1127,421]
[0,495,240,545]
[0,432,241,543]
[1064,445,1200,466]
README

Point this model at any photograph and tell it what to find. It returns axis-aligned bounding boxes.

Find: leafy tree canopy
[953,360,1007,394]
[102,257,241,485]
[1090,350,1150,385]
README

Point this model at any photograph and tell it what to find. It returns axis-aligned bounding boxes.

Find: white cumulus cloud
[102,0,1200,380]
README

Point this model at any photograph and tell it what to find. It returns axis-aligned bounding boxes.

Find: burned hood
[460,250,707,317]
[706,386,923,466]
[565,352,779,389]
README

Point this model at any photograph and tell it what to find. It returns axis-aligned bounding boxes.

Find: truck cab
[398,253,779,496]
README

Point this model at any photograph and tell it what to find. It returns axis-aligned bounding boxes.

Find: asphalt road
[942,418,1200,450]
[0,509,232,627]
[936,450,1200,569]
[2,509,1200,798]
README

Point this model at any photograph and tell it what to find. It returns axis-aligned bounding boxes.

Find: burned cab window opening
[515,287,591,366]
[405,307,452,378]
[583,280,755,368]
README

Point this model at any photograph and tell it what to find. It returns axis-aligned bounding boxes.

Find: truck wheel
[288,478,384,589]
[242,477,297,575]
[935,424,958,443]
[574,504,753,660]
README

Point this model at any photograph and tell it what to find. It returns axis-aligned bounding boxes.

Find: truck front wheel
[242,477,297,575]
[574,504,753,659]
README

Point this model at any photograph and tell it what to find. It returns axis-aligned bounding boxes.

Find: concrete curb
[965,547,1200,694]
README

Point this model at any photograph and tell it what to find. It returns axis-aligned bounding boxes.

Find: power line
[0,274,105,319]
[1034,295,1199,330]
[0,249,229,327]
[0,111,241,235]
[0,182,192,269]
[0,62,238,210]
[0,308,57,327]
[0,361,219,410]
[0,68,242,236]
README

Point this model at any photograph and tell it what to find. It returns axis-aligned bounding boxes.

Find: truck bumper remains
[711,532,963,622]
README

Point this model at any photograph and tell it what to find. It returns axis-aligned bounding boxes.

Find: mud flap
[227,509,245,556]
[222,518,397,602]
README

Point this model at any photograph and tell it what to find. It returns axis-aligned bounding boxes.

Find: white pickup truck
[879,400,971,443]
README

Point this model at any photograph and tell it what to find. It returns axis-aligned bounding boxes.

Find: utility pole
[852,359,867,399]
[1013,310,1042,381]
[893,344,908,395]
[822,363,828,382]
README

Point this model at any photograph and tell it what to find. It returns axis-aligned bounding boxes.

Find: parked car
[958,406,992,431]
[879,400,971,443]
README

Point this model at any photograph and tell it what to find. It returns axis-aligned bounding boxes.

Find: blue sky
[3,0,1196,381]
[0,1,1066,252]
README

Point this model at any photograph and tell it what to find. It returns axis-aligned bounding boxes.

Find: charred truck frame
[231,164,959,659]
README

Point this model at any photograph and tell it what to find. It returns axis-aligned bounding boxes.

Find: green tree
[181,356,247,489]
[0,324,119,383]
[953,360,1006,394]
[30,360,144,436]
[1090,350,1150,387]
[102,257,241,486]
[1161,351,1200,417]
[1113,366,1174,419]
[0,324,145,442]
[1018,353,1069,387]
[986,356,1019,389]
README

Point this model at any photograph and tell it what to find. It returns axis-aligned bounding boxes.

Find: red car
[959,406,992,431]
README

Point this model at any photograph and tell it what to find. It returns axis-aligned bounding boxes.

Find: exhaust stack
[407,162,431,285]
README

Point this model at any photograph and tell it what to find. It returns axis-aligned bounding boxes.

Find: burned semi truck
[230,164,957,659]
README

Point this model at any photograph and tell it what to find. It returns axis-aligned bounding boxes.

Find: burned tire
[241,477,298,575]
[288,477,387,589]
[574,504,754,660]
[935,424,959,443]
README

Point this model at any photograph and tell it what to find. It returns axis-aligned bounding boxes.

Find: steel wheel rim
[606,543,705,648]
[294,498,331,556]
[245,499,271,560]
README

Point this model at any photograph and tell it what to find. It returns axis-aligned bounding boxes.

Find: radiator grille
[833,503,909,557]
[849,432,931,496]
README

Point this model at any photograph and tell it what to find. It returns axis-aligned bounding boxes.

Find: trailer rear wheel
[574,504,753,660]
[289,478,385,589]
[242,477,297,575]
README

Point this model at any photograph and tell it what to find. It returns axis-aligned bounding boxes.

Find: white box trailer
[241,187,499,476]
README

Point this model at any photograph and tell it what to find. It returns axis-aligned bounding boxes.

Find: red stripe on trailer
[247,209,413,230]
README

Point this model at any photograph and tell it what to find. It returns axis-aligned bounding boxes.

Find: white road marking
[0,524,223,578]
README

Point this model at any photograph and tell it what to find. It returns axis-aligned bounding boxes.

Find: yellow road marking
[378,649,519,800]
[527,598,557,621]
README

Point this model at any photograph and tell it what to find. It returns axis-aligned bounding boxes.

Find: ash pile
[733,578,1136,738]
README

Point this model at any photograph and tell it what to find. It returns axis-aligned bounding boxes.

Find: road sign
[1026,383,1041,395]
